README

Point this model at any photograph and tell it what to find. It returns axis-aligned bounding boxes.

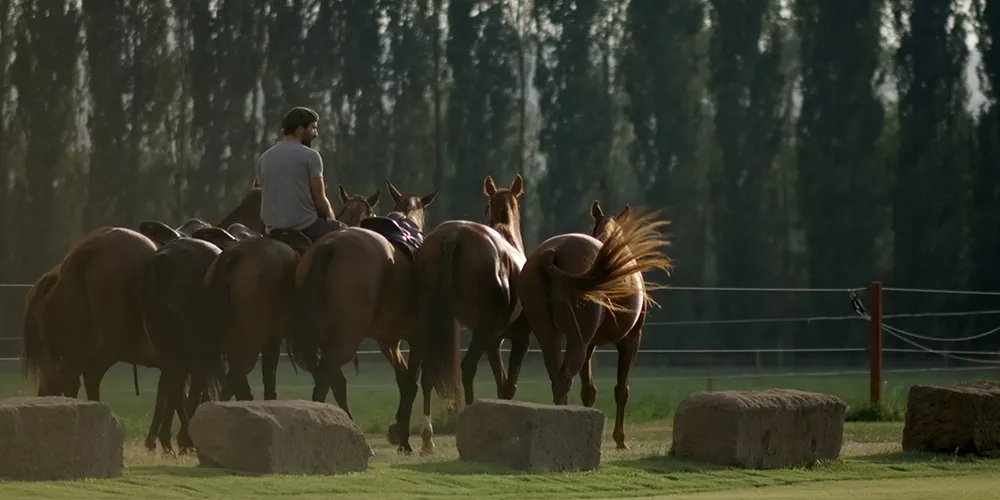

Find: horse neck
[489,217,524,255]
[216,190,263,233]
[217,205,261,233]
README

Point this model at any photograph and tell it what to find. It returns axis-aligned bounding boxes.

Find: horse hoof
[397,444,413,456]
[387,423,403,446]
[616,442,630,451]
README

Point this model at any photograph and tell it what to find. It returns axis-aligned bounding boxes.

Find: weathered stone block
[671,389,846,469]
[902,381,1000,457]
[0,396,124,481]
[189,400,371,475]
[456,399,604,472]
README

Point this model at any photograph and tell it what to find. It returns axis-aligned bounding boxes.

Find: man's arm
[252,155,262,189]
[307,151,335,219]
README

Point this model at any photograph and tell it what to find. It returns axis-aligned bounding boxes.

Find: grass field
[1,357,999,498]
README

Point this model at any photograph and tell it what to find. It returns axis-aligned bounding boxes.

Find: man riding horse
[253,106,346,242]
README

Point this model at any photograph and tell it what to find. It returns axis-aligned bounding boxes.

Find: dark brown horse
[206,187,378,403]
[417,174,533,417]
[30,227,160,401]
[516,202,672,449]
[287,179,438,454]
[21,219,211,401]
[140,224,258,454]
[21,189,264,401]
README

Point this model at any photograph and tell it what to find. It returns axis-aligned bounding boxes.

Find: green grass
[0,420,998,499]
[1,359,999,498]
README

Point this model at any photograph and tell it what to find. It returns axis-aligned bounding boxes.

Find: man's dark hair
[281,106,319,136]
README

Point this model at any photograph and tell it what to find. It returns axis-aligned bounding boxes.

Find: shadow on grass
[853,450,992,466]
[394,459,526,476]
[393,454,732,477]
[128,464,258,478]
[611,455,730,474]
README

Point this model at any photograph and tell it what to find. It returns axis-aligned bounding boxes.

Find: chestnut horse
[140,224,259,454]
[20,188,264,401]
[206,186,378,402]
[417,174,533,418]
[287,179,437,454]
[517,202,672,449]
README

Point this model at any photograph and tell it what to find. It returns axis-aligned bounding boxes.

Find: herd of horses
[19,173,673,457]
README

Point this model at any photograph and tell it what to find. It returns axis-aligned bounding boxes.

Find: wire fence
[2,281,1000,401]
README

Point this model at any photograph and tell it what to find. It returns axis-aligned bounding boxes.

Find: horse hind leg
[500,315,531,400]
[145,371,173,452]
[553,303,600,406]
[319,351,354,420]
[613,329,641,450]
[485,337,507,400]
[460,328,494,406]
[83,358,114,401]
[170,374,195,454]
[579,343,598,407]
[380,341,418,454]
[261,337,281,400]
[225,353,256,401]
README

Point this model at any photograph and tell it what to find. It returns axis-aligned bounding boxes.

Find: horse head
[337,184,380,227]
[590,201,631,243]
[483,173,525,253]
[386,179,438,232]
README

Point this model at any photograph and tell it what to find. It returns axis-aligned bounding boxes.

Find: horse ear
[510,174,524,197]
[618,204,631,220]
[591,201,604,220]
[420,189,439,207]
[483,176,498,197]
[367,190,380,208]
[385,178,403,202]
[338,184,350,204]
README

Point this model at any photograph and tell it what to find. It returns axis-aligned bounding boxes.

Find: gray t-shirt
[256,140,323,232]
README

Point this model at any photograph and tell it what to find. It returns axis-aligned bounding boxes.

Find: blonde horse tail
[545,209,673,312]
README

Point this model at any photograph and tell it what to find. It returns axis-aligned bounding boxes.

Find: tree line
[0,0,997,358]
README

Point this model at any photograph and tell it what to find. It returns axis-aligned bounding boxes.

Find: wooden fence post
[869,281,883,408]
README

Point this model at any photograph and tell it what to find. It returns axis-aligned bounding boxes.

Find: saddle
[359,212,425,261]
[190,226,238,250]
[176,218,211,237]
[139,218,213,246]
[226,223,260,241]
